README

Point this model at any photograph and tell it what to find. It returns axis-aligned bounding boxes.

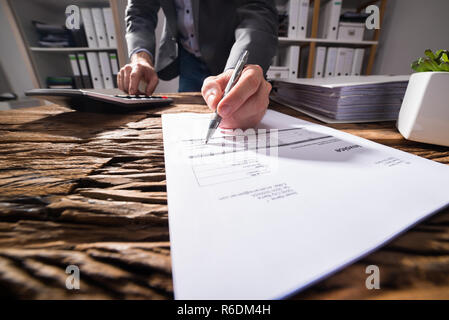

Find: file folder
[314,46,327,78]
[288,0,300,38]
[102,7,117,48]
[343,48,354,76]
[297,0,310,38]
[351,48,365,76]
[86,52,104,89]
[91,8,109,48]
[319,0,342,40]
[109,53,119,87]
[287,46,300,79]
[335,48,354,77]
[68,54,83,89]
[80,8,98,48]
[77,53,93,89]
[325,47,338,77]
[99,51,114,89]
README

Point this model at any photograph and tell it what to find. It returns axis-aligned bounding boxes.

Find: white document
[80,8,98,48]
[102,7,117,48]
[318,0,342,40]
[91,8,109,48]
[86,52,104,89]
[313,46,327,78]
[163,110,449,299]
[98,51,114,89]
[351,48,365,76]
[297,0,309,38]
[324,47,337,77]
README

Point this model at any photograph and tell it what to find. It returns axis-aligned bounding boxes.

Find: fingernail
[219,104,232,117]
[207,94,215,107]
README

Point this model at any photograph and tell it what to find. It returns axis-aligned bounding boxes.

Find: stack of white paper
[271,76,410,123]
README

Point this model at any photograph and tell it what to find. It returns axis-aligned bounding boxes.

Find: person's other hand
[118,51,159,95]
[201,65,271,129]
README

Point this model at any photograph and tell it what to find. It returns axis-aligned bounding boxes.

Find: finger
[128,67,143,95]
[220,81,270,129]
[217,65,263,118]
[201,70,233,110]
[123,66,132,93]
[117,72,123,92]
[119,69,127,92]
[146,74,159,95]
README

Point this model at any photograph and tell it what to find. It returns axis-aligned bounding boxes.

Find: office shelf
[273,0,387,78]
[30,47,118,52]
[5,0,128,89]
[278,37,379,47]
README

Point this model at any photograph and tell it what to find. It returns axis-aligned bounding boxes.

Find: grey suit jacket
[125,0,279,81]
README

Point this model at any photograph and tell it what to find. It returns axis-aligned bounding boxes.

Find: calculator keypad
[114,94,166,100]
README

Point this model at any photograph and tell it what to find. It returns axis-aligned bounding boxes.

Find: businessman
[119,0,278,129]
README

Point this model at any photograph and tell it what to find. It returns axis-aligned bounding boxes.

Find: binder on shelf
[351,48,365,76]
[86,52,104,89]
[77,53,93,88]
[267,66,289,80]
[109,53,119,87]
[288,0,300,38]
[297,0,310,39]
[99,52,114,89]
[91,8,109,48]
[287,46,301,79]
[80,8,98,48]
[68,54,83,89]
[314,46,327,78]
[102,7,117,48]
[343,48,354,76]
[334,48,354,77]
[318,0,342,40]
[325,47,338,77]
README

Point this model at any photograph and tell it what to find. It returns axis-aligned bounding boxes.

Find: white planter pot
[397,72,449,147]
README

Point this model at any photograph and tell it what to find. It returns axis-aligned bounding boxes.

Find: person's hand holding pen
[201,64,272,130]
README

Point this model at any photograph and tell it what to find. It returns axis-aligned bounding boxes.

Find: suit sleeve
[225,0,279,75]
[125,0,161,59]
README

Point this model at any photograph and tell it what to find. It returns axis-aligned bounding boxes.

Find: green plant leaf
[412,49,449,72]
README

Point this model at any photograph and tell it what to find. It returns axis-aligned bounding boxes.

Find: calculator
[25,89,174,113]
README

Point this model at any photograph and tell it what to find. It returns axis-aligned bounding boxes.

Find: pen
[204,50,249,144]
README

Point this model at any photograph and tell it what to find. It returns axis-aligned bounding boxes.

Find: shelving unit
[273,0,387,79]
[30,47,118,52]
[278,37,378,46]
[5,0,387,89]
[4,0,128,89]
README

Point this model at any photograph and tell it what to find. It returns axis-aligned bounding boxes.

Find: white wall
[372,0,449,75]
[0,0,35,97]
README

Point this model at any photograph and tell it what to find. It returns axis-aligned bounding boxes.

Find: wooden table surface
[1,93,449,299]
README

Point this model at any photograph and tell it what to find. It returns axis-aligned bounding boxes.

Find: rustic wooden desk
[1,93,448,299]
